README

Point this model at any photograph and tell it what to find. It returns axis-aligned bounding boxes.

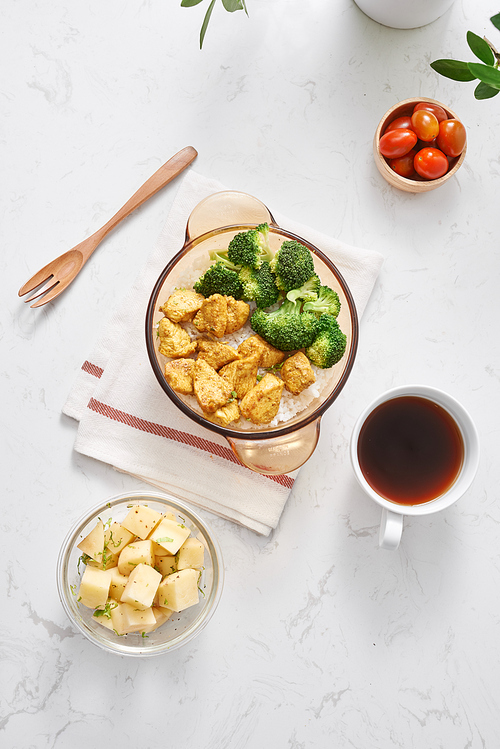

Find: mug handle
[379,508,403,550]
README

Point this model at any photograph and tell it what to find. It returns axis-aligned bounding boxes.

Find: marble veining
[2,0,500,746]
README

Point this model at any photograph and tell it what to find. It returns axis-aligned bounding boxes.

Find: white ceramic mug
[353,0,456,29]
[350,385,480,550]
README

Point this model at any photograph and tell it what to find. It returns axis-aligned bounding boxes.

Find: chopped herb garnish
[156,537,174,544]
[141,631,149,638]
[197,569,205,597]
[93,600,117,619]
[77,553,92,573]
[108,530,121,548]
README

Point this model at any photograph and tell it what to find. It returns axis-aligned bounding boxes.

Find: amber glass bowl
[373,97,467,193]
[145,191,359,475]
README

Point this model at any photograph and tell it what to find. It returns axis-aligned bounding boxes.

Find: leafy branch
[181,0,248,49]
[430,13,500,100]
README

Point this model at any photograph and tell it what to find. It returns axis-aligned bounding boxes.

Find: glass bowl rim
[145,223,359,441]
[56,490,224,657]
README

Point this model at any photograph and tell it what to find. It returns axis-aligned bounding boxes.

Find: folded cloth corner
[62,170,384,535]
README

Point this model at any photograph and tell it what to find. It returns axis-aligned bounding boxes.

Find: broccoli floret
[303,285,341,318]
[250,299,319,351]
[208,249,241,272]
[305,314,347,368]
[193,261,244,299]
[270,240,316,293]
[227,223,273,269]
[239,262,280,309]
[286,275,321,303]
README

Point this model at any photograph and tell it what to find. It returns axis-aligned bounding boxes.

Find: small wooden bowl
[373,97,467,193]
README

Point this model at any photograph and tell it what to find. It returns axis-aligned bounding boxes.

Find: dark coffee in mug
[357,395,464,505]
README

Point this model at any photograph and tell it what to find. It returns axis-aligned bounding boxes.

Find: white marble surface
[2,0,500,745]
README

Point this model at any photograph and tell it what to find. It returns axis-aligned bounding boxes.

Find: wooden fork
[18,146,198,308]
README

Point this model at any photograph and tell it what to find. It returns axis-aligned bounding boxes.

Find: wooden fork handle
[82,146,198,260]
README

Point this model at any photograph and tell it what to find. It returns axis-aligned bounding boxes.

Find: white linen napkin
[63,171,384,535]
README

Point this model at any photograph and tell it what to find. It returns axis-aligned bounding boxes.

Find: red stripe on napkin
[82,360,104,379]
[86,397,295,490]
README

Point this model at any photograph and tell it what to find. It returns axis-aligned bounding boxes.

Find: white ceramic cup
[350,385,480,550]
[353,0,456,29]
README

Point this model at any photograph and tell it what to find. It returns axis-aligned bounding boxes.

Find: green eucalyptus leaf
[200,0,216,48]
[222,0,245,12]
[181,0,204,6]
[468,62,500,90]
[430,59,477,82]
[474,81,500,99]
[467,31,495,65]
[490,12,500,31]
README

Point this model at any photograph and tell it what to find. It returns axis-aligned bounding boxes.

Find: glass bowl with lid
[145,191,359,476]
[57,491,224,656]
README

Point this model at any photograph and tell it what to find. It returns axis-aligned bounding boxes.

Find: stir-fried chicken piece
[192,359,232,414]
[196,339,240,370]
[160,289,205,323]
[164,358,195,395]
[219,353,261,400]
[237,334,285,368]
[239,373,284,425]
[224,296,250,335]
[280,352,316,395]
[193,294,227,338]
[158,317,197,358]
[205,400,240,428]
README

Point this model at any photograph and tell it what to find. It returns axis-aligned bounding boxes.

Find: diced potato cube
[152,541,170,557]
[77,566,111,609]
[142,606,173,633]
[77,520,105,563]
[149,518,190,555]
[108,567,130,602]
[147,512,176,547]
[104,523,135,555]
[177,537,205,570]
[110,602,131,636]
[157,568,199,612]
[155,555,177,577]
[122,605,157,633]
[121,505,163,540]
[121,563,162,610]
[117,540,154,575]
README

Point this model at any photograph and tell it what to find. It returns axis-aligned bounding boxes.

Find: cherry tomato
[436,119,466,158]
[389,149,417,178]
[411,110,439,141]
[379,129,418,158]
[385,116,413,133]
[413,102,448,123]
[414,148,449,180]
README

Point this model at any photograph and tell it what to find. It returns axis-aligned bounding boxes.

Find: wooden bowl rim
[373,97,467,190]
